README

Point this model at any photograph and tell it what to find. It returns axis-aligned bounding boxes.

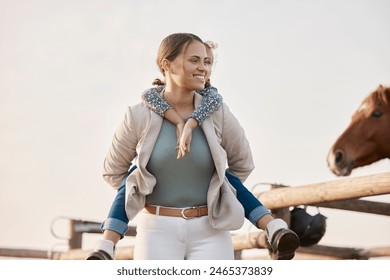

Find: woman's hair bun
[152,78,165,86]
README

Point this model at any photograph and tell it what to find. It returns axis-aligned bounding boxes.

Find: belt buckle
[181,206,199,220]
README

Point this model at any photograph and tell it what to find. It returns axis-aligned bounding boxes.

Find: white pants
[134,211,234,260]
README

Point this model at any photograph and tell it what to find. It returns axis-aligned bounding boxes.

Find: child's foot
[266,219,300,260]
[269,228,300,260]
[86,240,115,260]
[86,250,113,260]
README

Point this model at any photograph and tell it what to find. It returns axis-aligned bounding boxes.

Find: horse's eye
[371,111,383,118]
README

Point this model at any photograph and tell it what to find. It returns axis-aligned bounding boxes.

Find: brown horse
[327,85,390,176]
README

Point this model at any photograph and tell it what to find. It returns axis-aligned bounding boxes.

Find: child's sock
[265,218,288,244]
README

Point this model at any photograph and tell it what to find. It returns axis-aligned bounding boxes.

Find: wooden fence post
[68,219,83,249]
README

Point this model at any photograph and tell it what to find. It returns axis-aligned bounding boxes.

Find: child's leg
[87,166,136,260]
[87,185,126,260]
[225,171,271,226]
[101,184,129,234]
[225,171,300,260]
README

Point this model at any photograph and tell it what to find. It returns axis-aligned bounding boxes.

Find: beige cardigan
[103,93,255,230]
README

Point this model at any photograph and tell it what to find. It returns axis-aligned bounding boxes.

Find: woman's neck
[163,85,195,119]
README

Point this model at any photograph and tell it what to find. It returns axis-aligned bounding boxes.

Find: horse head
[327,85,390,176]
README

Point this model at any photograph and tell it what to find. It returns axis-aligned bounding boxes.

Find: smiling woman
[96,33,250,260]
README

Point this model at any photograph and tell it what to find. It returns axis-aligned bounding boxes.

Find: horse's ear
[376,84,390,91]
[376,84,389,96]
[377,84,390,104]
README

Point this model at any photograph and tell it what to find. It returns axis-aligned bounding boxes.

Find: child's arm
[141,86,171,117]
[190,85,223,125]
[142,85,223,158]
[142,86,185,148]
[176,86,223,158]
[142,85,223,124]
[177,118,197,158]
[165,108,185,145]
[141,86,185,130]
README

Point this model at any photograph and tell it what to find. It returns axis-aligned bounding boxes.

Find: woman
[90,33,299,260]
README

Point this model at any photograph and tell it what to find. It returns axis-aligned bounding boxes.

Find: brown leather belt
[145,204,208,219]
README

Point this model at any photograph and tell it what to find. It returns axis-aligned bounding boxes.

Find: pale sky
[1,0,389,257]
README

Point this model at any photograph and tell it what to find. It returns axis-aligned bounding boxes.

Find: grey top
[145,119,215,207]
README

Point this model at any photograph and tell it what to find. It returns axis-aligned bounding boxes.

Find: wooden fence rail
[255,172,390,209]
[1,172,389,259]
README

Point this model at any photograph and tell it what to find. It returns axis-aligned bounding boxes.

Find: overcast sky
[1,0,389,257]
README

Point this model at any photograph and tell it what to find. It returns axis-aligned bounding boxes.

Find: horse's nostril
[335,150,344,164]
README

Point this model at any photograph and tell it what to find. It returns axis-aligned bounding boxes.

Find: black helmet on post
[290,206,327,247]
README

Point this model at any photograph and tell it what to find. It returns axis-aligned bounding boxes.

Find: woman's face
[168,40,211,91]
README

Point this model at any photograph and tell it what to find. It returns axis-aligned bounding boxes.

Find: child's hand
[177,126,192,159]
[164,108,185,153]
[177,118,198,159]
[175,122,184,150]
